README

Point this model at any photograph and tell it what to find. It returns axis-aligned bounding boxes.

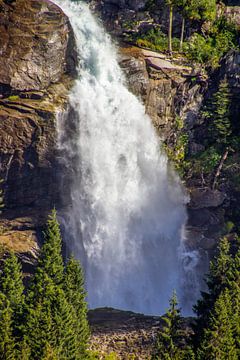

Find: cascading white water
[55,0,199,315]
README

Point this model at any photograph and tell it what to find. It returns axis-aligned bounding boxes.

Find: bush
[185,17,238,68]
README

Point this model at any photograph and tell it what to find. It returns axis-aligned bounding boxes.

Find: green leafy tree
[197,289,238,360]
[64,257,90,356]
[152,291,185,359]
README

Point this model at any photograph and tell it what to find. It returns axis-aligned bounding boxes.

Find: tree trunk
[212,147,229,190]
[180,17,185,52]
[168,4,173,54]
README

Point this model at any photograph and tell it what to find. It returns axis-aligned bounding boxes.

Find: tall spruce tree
[210,78,232,146]
[193,237,233,342]
[197,289,238,360]
[0,252,24,312]
[152,291,185,360]
[0,251,25,356]
[0,293,16,360]
[36,209,64,285]
[25,209,90,359]
[64,257,90,356]
[52,287,79,360]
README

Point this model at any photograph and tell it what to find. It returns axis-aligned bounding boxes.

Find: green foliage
[37,209,64,286]
[7,95,19,101]
[185,17,238,68]
[165,133,188,172]
[197,289,238,359]
[135,26,183,52]
[64,257,90,356]
[152,291,185,360]
[0,210,90,360]
[0,252,25,312]
[209,78,232,145]
[193,236,240,357]
[0,294,16,360]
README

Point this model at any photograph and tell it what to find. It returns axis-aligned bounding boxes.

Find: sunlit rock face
[0,0,76,91]
[0,0,76,263]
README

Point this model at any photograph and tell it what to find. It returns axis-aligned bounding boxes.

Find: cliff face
[0,0,239,269]
[0,0,76,269]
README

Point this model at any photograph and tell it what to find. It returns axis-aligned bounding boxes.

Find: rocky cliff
[0,0,239,271]
[0,0,76,270]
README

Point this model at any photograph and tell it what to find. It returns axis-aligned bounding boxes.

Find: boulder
[189,188,226,209]
[0,0,76,92]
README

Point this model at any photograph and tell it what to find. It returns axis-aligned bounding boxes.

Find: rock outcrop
[119,46,205,139]
[0,0,76,266]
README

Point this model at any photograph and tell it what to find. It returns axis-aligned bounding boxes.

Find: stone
[189,188,226,209]
[0,0,76,91]
[0,0,74,259]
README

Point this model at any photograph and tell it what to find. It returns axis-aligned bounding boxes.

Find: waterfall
[55,0,199,315]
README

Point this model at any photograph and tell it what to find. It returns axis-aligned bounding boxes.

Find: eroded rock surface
[0,0,76,263]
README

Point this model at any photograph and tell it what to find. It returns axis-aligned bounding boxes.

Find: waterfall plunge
[55,0,199,315]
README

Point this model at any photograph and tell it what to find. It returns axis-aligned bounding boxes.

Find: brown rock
[189,188,226,209]
[0,0,76,91]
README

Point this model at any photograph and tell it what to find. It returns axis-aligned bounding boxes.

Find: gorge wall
[0,0,76,271]
[0,0,239,286]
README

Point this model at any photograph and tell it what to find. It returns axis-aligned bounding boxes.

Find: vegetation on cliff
[133,0,240,69]
[0,210,89,360]
[153,236,240,359]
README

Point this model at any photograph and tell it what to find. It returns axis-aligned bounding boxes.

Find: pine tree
[0,252,25,312]
[210,78,232,145]
[152,291,185,360]
[25,277,55,360]
[0,293,16,360]
[52,287,79,360]
[0,251,25,355]
[25,210,89,359]
[36,209,64,285]
[28,209,64,303]
[229,244,240,356]
[193,237,233,341]
[197,289,238,360]
[64,257,90,356]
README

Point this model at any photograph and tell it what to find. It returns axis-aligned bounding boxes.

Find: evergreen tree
[197,289,238,360]
[152,291,185,359]
[229,244,240,356]
[0,252,25,312]
[210,78,232,145]
[25,210,90,359]
[26,296,55,360]
[52,287,79,360]
[28,209,64,303]
[64,257,90,356]
[0,293,16,360]
[37,209,64,285]
[193,237,233,341]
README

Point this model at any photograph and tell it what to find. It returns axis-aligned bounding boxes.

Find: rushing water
[55,0,199,315]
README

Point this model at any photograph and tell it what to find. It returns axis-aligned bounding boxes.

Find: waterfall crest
[55,0,198,315]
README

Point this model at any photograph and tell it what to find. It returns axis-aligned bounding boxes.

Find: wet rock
[189,188,226,209]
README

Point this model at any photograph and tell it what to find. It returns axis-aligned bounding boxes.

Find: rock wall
[0,0,76,269]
